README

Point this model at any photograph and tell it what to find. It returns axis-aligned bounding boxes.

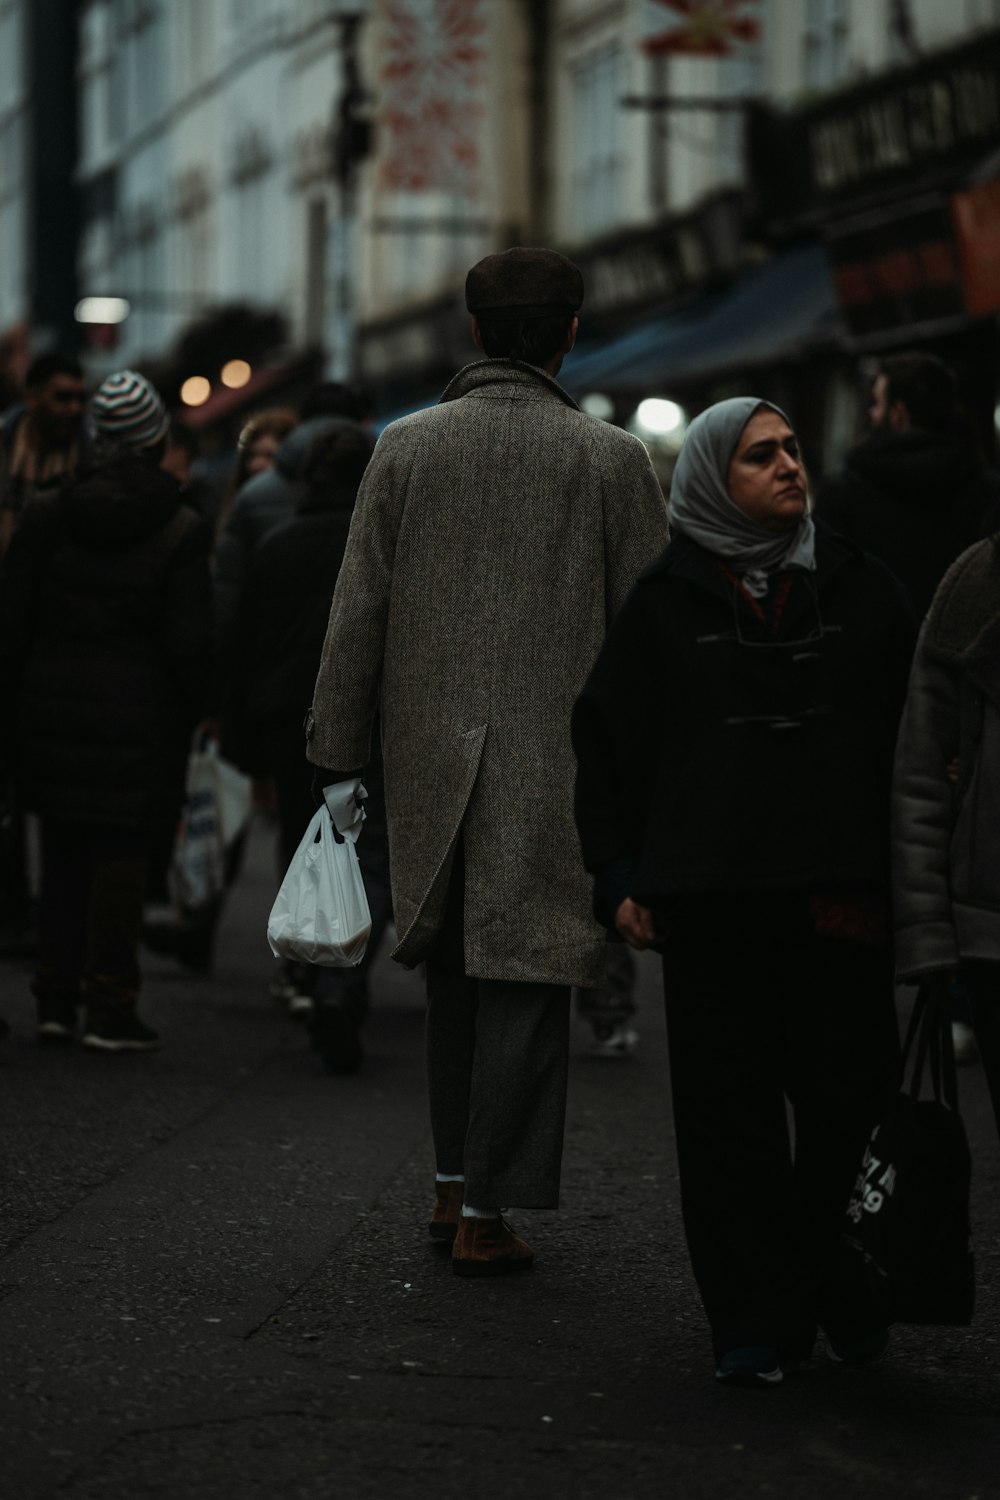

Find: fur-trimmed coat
[893,535,1000,979]
[306,359,669,986]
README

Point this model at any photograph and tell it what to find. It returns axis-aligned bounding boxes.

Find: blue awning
[562,242,842,398]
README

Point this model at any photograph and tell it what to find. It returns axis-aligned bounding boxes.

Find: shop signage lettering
[750,31,1000,225]
[811,63,1000,196]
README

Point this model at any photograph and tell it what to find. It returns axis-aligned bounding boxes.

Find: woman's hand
[615,897,656,950]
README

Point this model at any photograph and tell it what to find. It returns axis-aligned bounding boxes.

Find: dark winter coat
[228,478,359,775]
[572,527,915,922]
[814,430,1000,620]
[0,447,212,830]
[892,536,1000,979]
[214,417,348,670]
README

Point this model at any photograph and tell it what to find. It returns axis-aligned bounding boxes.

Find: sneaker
[82,1015,162,1052]
[823,1327,889,1367]
[36,997,78,1044]
[715,1346,784,1386]
[308,999,361,1074]
[37,1016,76,1044]
[952,1021,979,1066]
[590,1022,639,1058]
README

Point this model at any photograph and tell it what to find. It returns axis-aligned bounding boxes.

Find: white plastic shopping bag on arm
[266,779,372,967]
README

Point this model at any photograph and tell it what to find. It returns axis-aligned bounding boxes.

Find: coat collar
[648,522,858,608]
[439,358,580,410]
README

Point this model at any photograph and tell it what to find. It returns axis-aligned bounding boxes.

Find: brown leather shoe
[428,1179,464,1243]
[451,1215,534,1277]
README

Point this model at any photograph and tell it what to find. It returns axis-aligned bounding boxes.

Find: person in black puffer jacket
[573,398,915,1386]
[0,370,212,1051]
[227,420,389,1072]
[815,352,1000,622]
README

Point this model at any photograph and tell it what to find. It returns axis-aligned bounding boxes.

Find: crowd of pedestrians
[1,248,999,1383]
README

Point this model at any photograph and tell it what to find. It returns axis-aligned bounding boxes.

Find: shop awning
[562,242,842,398]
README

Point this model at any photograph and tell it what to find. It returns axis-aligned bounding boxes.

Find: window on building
[235,174,269,299]
[803,0,849,93]
[570,43,623,241]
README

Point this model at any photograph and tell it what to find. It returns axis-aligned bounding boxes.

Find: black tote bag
[839,980,974,1326]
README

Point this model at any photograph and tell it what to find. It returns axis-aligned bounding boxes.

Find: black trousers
[660,894,899,1363]
[35,821,148,1018]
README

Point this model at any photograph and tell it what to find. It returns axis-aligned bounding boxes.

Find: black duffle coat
[572,526,916,923]
[0,449,212,831]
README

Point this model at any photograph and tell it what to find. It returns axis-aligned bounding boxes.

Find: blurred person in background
[145,388,372,976]
[575,945,638,1057]
[161,419,224,530]
[0,352,87,557]
[816,351,1000,1065]
[0,354,88,962]
[815,352,1000,620]
[892,532,1000,1142]
[306,248,668,1276]
[226,420,388,1067]
[573,398,913,1384]
[0,371,212,1051]
[142,404,297,972]
[214,406,298,539]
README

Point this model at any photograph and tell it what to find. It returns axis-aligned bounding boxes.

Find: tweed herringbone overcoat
[307,359,668,986]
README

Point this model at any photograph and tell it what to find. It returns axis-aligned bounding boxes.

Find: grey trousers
[425,962,571,1209]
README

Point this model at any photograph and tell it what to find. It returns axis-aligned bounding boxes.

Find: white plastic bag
[169,739,252,912]
[266,781,371,967]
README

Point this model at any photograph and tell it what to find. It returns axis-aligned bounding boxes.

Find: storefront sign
[575,190,744,325]
[824,197,965,338]
[952,178,1000,318]
[750,29,1000,226]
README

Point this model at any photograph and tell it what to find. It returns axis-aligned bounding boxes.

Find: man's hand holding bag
[267,779,372,967]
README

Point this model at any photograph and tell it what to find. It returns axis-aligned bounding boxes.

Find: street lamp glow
[180,376,212,407]
[221,359,252,389]
[635,398,684,436]
[75,296,130,325]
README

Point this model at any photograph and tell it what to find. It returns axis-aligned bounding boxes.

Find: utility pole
[328,9,373,380]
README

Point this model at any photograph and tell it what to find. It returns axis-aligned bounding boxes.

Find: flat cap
[465,246,584,317]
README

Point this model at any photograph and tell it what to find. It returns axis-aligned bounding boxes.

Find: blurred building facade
[1,0,999,462]
[0,0,79,401]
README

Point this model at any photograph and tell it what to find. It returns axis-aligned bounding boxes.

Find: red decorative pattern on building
[377,0,488,196]
[642,0,759,57]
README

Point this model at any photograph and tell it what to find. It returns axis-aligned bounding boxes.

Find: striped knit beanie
[91,369,169,449]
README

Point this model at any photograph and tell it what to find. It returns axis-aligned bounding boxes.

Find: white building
[61,0,1000,453]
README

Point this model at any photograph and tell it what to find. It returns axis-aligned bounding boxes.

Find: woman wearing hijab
[572,398,914,1385]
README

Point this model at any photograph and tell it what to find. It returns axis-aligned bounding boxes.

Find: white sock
[462,1203,501,1218]
[436,1172,464,1183]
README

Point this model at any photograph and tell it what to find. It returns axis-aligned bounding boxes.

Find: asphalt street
[2,815,1000,1500]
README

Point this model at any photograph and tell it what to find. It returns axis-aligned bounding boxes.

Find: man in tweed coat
[308,247,668,1275]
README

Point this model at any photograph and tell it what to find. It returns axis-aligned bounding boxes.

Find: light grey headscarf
[669,397,815,598]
